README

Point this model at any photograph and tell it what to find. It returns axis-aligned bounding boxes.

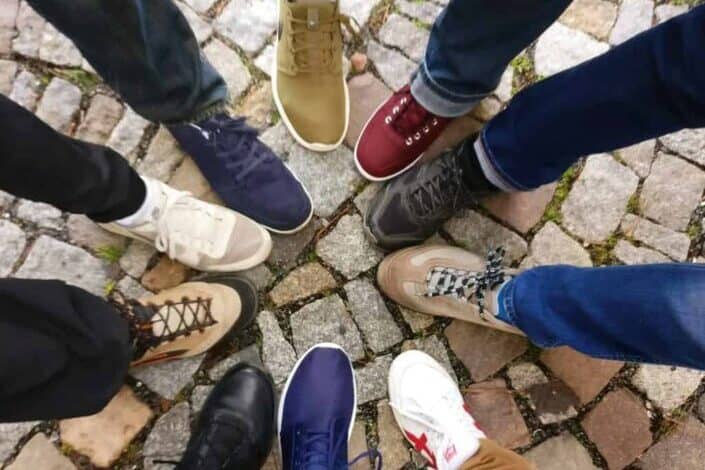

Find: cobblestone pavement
[2,0,705,468]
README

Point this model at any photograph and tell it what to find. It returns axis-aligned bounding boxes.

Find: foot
[389,351,486,470]
[112,274,259,367]
[102,177,271,271]
[168,114,313,233]
[274,0,349,151]
[354,85,450,181]
[279,343,356,469]
[377,245,523,335]
[177,364,275,470]
[365,139,495,250]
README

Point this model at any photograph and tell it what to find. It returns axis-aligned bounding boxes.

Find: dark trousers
[0,279,131,422]
[26,0,228,124]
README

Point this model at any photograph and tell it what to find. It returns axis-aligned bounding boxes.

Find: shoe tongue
[290,0,336,22]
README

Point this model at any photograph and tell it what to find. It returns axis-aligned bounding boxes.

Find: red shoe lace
[386,89,441,146]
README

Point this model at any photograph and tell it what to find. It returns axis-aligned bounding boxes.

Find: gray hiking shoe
[365,139,497,250]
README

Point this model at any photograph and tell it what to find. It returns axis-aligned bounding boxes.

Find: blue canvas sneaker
[168,114,313,234]
[278,343,360,470]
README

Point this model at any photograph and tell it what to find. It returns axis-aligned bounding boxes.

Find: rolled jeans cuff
[476,130,528,192]
[172,96,229,126]
[410,62,485,118]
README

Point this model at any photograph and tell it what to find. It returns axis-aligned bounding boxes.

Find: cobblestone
[660,128,705,167]
[396,0,442,24]
[521,221,592,269]
[0,0,18,55]
[366,41,417,90]
[257,311,297,385]
[120,242,157,279]
[356,355,393,404]
[0,421,38,463]
[35,78,81,133]
[0,220,26,276]
[175,0,212,43]
[66,214,127,252]
[9,70,40,111]
[139,127,188,181]
[535,23,609,77]
[344,279,403,353]
[444,210,528,264]
[378,14,429,62]
[143,403,190,470]
[7,433,77,470]
[617,139,656,178]
[639,416,705,469]
[106,108,151,163]
[632,364,705,413]
[402,335,457,382]
[341,0,379,26]
[376,400,410,469]
[655,4,688,24]
[559,0,617,40]
[132,355,205,399]
[209,344,264,382]
[12,2,44,58]
[203,39,251,101]
[614,240,670,265]
[270,262,336,306]
[610,0,654,45]
[215,0,277,55]
[524,433,599,470]
[621,214,691,261]
[38,24,82,67]
[0,59,18,95]
[75,94,124,145]
[316,214,383,279]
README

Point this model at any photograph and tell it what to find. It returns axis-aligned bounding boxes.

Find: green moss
[104,280,117,296]
[510,55,533,75]
[588,234,619,266]
[51,68,101,91]
[626,193,641,214]
[687,221,702,240]
[96,245,125,263]
[412,17,432,30]
[541,165,581,224]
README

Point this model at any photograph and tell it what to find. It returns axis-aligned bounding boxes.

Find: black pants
[0,279,131,422]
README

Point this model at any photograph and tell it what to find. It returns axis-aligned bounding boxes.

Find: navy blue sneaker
[278,343,358,469]
[168,114,313,234]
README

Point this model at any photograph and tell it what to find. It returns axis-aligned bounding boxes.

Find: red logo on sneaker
[443,444,457,463]
[405,430,438,469]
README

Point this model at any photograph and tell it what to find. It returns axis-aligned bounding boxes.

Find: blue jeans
[499,264,705,370]
[412,0,571,117]
[480,5,705,190]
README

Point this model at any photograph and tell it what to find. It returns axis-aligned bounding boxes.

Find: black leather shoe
[177,364,275,470]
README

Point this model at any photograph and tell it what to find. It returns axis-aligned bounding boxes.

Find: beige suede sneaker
[273,0,350,151]
[112,275,258,368]
[377,245,524,336]
[101,178,272,272]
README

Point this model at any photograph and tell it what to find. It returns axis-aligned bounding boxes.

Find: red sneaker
[354,85,450,181]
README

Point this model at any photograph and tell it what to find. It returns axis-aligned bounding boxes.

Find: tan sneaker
[377,245,524,336]
[101,178,272,272]
[112,275,258,368]
[273,0,350,152]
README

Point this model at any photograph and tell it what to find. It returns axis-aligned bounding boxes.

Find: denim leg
[411,0,571,117]
[27,0,228,124]
[500,264,705,370]
[480,5,705,191]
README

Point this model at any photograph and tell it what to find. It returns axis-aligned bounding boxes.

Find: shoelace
[408,155,469,222]
[289,12,357,73]
[207,116,274,184]
[297,427,383,470]
[424,248,507,316]
[385,89,441,146]
[110,291,216,359]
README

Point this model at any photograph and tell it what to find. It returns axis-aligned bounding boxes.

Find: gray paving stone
[287,145,361,218]
[215,0,277,55]
[14,199,62,230]
[660,128,705,167]
[132,355,204,399]
[508,363,578,425]
[534,23,609,77]
[366,40,417,90]
[175,0,212,43]
[0,219,26,276]
[559,0,617,40]
[143,403,190,470]
[562,155,638,243]
[0,190,13,210]
[617,139,656,178]
[66,214,127,252]
[0,59,18,95]
[257,311,297,385]
[116,276,150,299]
[376,400,411,468]
[203,39,251,100]
[341,0,379,26]
[268,217,323,269]
[183,0,217,13]
[120,242,157,279]
[356,355,392,404]
[38,23,82,66]
[396,0,442,24]
[632,364,705,413]
[508,362,548,393]
[139,126,188,181]
[9,70,40,111]
[495,67,514,102]
[344,279,403,353]
[402,336,457,382]
[0,421,38,463]
[260,122,296,158]
[639,416,705,470]
[316,214,384,279]
[254,44,275,77]
[75,94,124,145]
[353,182,381,216]
[240,263,274,291]
[290,295,365,361]
[270,262,337,306]
[521,222,592,269]
[12,2,44,58]
[655,4,687,24]
[614,240,670,265]
[35,78,81,134]
[189,384,214,414]
[0,0,19,55]
[524,433,599,470]
[6,433,77,470]
[399,306,434,333]
[640,153,705,231]
[16,236,111,296]
[209,344,264,382]
[609,0,654,45]
[106,107,151,163]
[621,214,691,261]
[378,14,429,62]
[444,210,528,264]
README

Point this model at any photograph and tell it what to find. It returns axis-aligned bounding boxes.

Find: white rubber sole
[277,342,358,460]
[272,7,350,154]
[353,97,425,182]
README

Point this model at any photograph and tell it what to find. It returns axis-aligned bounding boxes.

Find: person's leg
[26,0,226,124]
[500,263,705,370]
[479,4,705,191]
[460,439,532,470]
[0,279,131,422]
[413,0,571,117]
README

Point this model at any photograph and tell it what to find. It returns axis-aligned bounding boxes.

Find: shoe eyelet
[392,106,400,114]
[423,126,430,133]
[384,116,392,124]
[405,137,413,146]
[432,118,438,126]
[414,132,421,140]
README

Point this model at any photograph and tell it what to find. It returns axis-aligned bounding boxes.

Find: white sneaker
[102,178,272,272]
[388,351,485,470]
